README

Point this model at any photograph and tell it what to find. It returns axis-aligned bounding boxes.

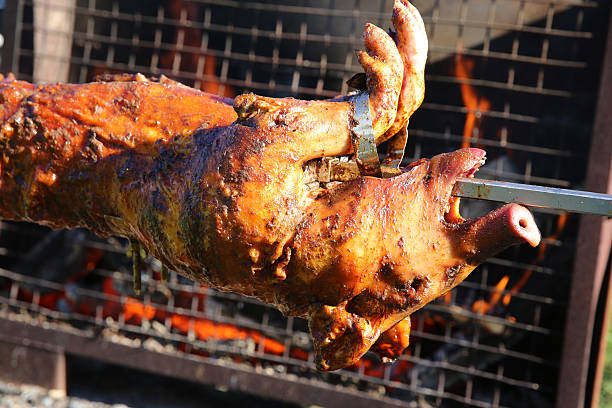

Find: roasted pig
[0,0,540,370]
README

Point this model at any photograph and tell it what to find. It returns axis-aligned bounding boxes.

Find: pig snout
[463,203,541,265]
[504,203,541,247]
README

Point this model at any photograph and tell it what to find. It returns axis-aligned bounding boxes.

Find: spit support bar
[313,160,612,217]
[452,178,612,217]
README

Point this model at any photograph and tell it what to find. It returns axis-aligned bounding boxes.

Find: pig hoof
[309,304,381,371]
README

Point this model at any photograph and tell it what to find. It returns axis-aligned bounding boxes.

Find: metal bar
[32,0,75,83]
[590,255,612,408]
[382,123,409,168]
[452,178,612,216]
[557,2,612,406]
[351,92,381,177]
[19,0,601,30]
[0,336,66,392]
[0,0,22,74]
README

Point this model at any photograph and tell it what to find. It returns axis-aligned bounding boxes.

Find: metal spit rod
[314,159,612,216]
[452,178,612,217]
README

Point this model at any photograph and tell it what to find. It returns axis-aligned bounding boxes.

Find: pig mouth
[443,151,486,225]
[439,148,541,247]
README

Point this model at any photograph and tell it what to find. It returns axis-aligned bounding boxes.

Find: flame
[170,314,285,355]
[472,275,510,315]
[18,244,433,378]
[454,54,569,317]
[16,248,104,312]
[99,274,287,356]
[473,213,568,315]
[162,0,234,98]
[124,297,156,323]
[439,54,491,307]
[455,54,490,149]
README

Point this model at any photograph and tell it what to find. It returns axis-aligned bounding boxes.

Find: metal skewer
[452,178,612,217]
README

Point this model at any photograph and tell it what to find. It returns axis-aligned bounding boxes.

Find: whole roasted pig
[0,0,540,370]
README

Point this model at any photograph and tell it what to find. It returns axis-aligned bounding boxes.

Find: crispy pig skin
[0,1,540,371]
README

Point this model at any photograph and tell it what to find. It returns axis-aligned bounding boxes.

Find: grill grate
[1,0,611,406]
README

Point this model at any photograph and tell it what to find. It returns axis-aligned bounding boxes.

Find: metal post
[33,0,76,83]
[557,6,612,408]
[1,0,22,74]
[0,337,66,393]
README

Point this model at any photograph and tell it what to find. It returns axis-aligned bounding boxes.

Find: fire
[170,314,285,355]
[124,297,156,322]
[455,54,491,149]
[15,238,423,379]
[439,55,491,308]
[453,53,569,319]
[472,275,510,315]
[98,275,289,355]
[162,0,234,98]
[474,213,568,315]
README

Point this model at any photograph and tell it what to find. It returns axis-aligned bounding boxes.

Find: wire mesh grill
[0,0,610,406]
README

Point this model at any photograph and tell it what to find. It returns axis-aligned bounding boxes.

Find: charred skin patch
[422,170,433,187]
[443,264,464,289]
[178,187,213,268]
[150,139,190,179]
[84,130,105,162]
[347,268,431,317]
[140,194,172,264]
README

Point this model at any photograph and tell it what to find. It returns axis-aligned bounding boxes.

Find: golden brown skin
[0,1,541,371]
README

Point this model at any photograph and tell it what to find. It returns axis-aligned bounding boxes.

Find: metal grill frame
[558,10,612,407]
[1,0,611,407]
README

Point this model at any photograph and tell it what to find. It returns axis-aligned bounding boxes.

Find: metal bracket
[320,92,409,182]
[382,122,409,169]
[350,92,382,177]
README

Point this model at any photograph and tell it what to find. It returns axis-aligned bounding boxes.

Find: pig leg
[232,0,427,161]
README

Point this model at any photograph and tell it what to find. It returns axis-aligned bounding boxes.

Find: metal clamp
[314,92,409,183]
[382,121,409,169]
[350,92,382,177]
